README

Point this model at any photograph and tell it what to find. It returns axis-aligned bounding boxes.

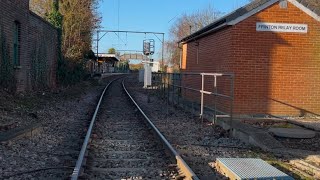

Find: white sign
[256,22,308,33]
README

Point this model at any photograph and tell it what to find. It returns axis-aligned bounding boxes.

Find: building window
[279,0,288,9]
[13,21,21,67]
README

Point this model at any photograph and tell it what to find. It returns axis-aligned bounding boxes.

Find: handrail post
[200,74,204,122]
[213,75,217,124]
[230,75,234,133]
[168,73,170,104]
[159,72,233,128]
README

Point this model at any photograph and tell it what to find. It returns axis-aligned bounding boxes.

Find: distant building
[0,0,58,92]
[180,0,320,116]
[151,61,160,72]
[97,53,119,73]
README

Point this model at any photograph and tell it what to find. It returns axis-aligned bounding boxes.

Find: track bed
[82,79,181,179]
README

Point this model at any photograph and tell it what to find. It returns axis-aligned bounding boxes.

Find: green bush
[57,57,88,85]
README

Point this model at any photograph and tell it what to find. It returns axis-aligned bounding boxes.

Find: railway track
[71,77,198,179]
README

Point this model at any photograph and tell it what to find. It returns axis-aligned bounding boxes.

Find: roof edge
[179,0,320,44]
[287,0,320,22]
[180,23,229,44]
[179,19,227,43]
[179,0,280,43]
[228,0,279,25]
[29,11,59,30]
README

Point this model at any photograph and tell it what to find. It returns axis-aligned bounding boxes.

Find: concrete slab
[0,123,41,142]
[287,119,320,131]
[219,119,285,151]
[269,128,316,139]
[249,132,284,150]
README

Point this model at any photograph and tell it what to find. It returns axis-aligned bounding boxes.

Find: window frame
[13,21,21,67]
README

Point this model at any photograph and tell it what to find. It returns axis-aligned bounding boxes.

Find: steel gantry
[95,30,165,71]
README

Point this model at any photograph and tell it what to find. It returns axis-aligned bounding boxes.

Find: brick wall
[0,0,58,92]
[181,28,234,115]
[0,0,30,92]
[28,12,58,90]
[182,1,320,116]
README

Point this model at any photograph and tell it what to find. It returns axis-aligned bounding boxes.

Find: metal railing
[151,72,234,125]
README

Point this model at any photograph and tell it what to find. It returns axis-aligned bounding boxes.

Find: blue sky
[96,0,250,59]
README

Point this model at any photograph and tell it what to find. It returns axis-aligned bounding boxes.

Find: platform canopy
[97,53,120,63]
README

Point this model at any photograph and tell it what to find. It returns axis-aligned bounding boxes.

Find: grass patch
[1,78,104,113]
[268,160,313,180]
[272,123,295,128]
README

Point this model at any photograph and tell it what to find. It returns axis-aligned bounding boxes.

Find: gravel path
[84,78,181,179]
[0,77,118,179]
[275,133,320,152]
[125,75,250,179]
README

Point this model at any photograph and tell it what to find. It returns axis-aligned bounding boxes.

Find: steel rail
[71,77,122,180]
[122,79,200,180]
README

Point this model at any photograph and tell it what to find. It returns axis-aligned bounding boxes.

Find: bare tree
[59,0,101,59]
[307,0,320,7]
[29,0,102,60]
[29,0,52,17]
[165,5,222,70]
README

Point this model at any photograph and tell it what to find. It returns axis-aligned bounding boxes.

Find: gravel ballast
[85,78,181,179]
[125,75,252,179]
[124,74,320,179]
[0,77,118,179]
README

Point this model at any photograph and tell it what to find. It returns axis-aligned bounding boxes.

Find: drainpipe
[195,41,199,64]
[178,42,183,69]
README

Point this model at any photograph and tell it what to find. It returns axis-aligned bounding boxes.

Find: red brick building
[180,0,320,116]
[0,0,58,92]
